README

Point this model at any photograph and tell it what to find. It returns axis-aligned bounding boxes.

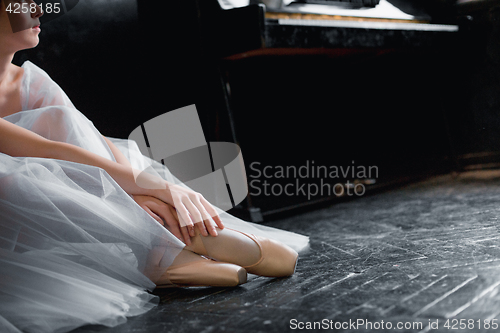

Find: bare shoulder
[9,63,24,81]
[0,64,25,118]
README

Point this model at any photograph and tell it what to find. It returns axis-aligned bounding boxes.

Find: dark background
[12,0,500,218]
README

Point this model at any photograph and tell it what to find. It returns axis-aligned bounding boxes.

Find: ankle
[171,249,205,266]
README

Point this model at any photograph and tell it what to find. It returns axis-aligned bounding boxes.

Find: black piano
[138,0,488,222]
[183,0,462,221]
[195,0,459,58]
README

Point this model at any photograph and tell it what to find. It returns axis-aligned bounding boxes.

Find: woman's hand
[0,117,226,240]
[132,194,188,243]
[165,184,224,239]
[132,191,224,245]
[11,125,226,241]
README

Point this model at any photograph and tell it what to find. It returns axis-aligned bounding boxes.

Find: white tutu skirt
[0,104,309,331]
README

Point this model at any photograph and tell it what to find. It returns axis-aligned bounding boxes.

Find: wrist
[151,182,173,205]
[133,171,173,204]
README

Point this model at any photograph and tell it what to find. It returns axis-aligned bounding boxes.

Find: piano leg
[218,66,264,223]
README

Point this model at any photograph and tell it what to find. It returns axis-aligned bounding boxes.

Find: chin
[24,36,40,49]
[13,31,40,50]
[20,42,39,51]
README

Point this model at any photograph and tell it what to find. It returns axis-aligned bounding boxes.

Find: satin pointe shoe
[185,227,299,278]
[155,249,247,288]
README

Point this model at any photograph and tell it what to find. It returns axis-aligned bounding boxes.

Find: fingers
[196,219,209,237]
[160,206,185,244]
[181,193,223,236]
[213,215,224,230]
[173,196,196,237]
[172,209,193,244]
[180,225,191,245]
[167,186,225,239]
[167,204,179,221]
[163,204,191,245]
[171,202,210,238]
[199,196,224,230]
[143,206,164,226]
[201,213,218,237]
[192,197,217,237]
[139,196,187,244]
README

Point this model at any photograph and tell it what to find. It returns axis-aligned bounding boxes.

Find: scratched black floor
[72,171,500,333]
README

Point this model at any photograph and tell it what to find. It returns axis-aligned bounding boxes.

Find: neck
[0,52,15,85]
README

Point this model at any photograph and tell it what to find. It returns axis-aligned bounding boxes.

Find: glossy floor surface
[73,171,500,333]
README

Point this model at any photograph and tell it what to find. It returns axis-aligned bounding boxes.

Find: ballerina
[0,1,309,332]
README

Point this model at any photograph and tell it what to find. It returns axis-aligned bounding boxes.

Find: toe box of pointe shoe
[247,235,299,278]
[167,260,247,287]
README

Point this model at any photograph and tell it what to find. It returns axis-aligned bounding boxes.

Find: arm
[102,135,132,168]
[0,117,160,195]
[56,137,223,241]
[101,135,207,243]
[19,63,221,242]
[0,118,223,243]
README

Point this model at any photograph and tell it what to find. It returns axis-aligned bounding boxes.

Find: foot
[185,228,298,277]
[156,249,247,288]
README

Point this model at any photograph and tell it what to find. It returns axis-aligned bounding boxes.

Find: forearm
[0,117,170,202]
[0,118,215,228]
[50,140,170,200]
[102,136,132,168]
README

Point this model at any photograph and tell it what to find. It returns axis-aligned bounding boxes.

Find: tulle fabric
[0,61,309,333]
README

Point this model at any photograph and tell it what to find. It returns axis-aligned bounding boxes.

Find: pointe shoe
[156,251,247,288]
[187,228,299,278]
[237,230,299,277]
